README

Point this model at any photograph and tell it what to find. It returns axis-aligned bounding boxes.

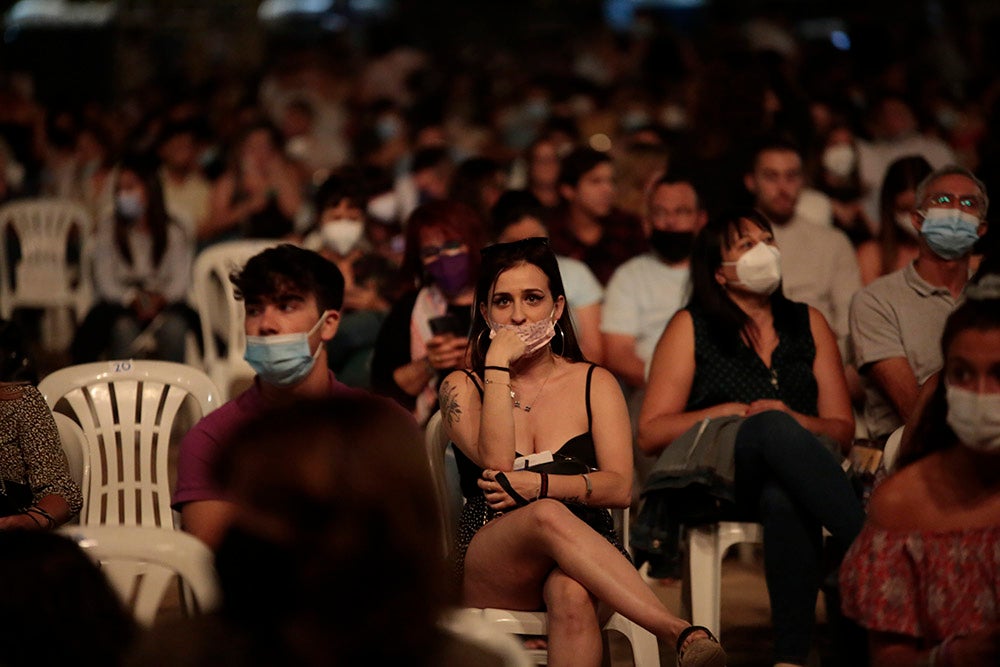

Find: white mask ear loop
[307,310,331,356]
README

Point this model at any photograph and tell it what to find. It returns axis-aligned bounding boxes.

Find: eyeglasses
[480,236,550,257]
[420,240,467,262]
[923,192,986,216]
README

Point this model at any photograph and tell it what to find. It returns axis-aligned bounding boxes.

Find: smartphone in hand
[428,314,466,337]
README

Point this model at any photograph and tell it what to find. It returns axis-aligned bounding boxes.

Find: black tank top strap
[585,363,597,430]
[460,369,484,399]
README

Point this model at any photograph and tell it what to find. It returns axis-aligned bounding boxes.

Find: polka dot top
[0,383,83,516]
[686,301,819,416]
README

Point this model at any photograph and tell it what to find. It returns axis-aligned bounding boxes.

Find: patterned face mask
[490,307,557,354]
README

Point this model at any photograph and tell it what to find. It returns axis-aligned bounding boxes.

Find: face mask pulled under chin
[244,312,329,387]
[946,384,1000,453]
[490,307,557,355]
[723,242,782,295]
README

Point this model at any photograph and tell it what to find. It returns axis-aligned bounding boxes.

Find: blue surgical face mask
[244,312,329,387]
[920,208,981,260]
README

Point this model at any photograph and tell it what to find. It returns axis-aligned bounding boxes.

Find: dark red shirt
[547,206,647,285]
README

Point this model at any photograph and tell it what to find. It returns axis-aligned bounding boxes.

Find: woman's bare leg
[543,568,602,667]
[464,499,691,645]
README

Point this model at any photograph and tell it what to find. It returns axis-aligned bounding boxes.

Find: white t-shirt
[600,253,690,372]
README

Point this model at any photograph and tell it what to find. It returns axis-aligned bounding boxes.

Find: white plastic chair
[440,609,534,667]
[424,411,661,667]
[53,411,91,524]
[882,425,905,473]
[0,198,94,350]
[687,521,764,639]
[191,239,281,400]
[60,524,221,628]
[38,360,222,528]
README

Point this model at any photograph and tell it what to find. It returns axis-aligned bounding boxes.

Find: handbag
[494,452,611,534]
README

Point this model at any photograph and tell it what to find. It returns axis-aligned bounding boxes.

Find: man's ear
[911,210,924,233]
[743,172,757,196]
[977,219,989,237]
[320,309,340,341]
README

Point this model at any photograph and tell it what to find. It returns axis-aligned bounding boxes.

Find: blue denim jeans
[733,411,864,665]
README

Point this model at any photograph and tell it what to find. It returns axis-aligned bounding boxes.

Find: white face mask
[821,144,857,178]
[946,385,1000,453]
[320,219,364,256]
[722,242,782,295]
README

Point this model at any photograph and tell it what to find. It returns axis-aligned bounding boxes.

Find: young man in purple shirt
[173,243,363,548]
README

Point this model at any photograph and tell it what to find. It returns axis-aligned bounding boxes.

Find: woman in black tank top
[439,238,725,667]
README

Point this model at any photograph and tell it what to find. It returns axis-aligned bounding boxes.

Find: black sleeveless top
[452,364,599,499]
[450,363,626,579]
[686,301,819,416]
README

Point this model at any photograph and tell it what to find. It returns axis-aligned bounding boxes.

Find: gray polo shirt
[849,261,958,438]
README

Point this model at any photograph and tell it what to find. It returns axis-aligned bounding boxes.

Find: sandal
[676,625,726,667]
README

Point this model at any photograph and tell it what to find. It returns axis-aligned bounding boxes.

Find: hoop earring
[552,322,565,357]
[474,328,490,360]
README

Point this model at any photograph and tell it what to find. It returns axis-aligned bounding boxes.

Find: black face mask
[649,229,695,264]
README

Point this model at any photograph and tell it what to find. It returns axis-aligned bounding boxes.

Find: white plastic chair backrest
[60,524,221,628]
[53,411,90,523]
[191,239,281,399]
[882,425,905,473]
[39,360,222,528]
[0,198,93,319]
[424,411,458,557]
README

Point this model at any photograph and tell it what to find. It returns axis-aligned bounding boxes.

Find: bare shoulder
[867,456,939,529]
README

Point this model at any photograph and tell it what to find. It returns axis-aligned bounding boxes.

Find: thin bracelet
[484,365,510,373]
[20,511,43,528]
[26,506,55,529]
[581,473,593,503]
[537,472,549,500]
[483,377,515,400]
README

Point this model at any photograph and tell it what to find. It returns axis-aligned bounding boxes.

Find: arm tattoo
[439,380,462,426]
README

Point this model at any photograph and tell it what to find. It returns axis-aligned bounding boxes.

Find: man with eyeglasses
[850,165,989,441]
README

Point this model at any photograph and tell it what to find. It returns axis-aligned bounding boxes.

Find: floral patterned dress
[839,522,1000,643]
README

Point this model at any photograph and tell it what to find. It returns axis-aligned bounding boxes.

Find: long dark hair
[688,209,797,351]
[877,155,931,277]
[113,156,171,268]
[898,279,1000,467]
[469,237,584,376]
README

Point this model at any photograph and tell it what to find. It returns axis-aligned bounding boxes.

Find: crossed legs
[463,499,695,664]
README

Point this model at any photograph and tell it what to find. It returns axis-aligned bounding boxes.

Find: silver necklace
[512,362,556,412]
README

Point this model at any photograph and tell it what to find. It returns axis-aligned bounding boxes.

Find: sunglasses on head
[480,236,550,258]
